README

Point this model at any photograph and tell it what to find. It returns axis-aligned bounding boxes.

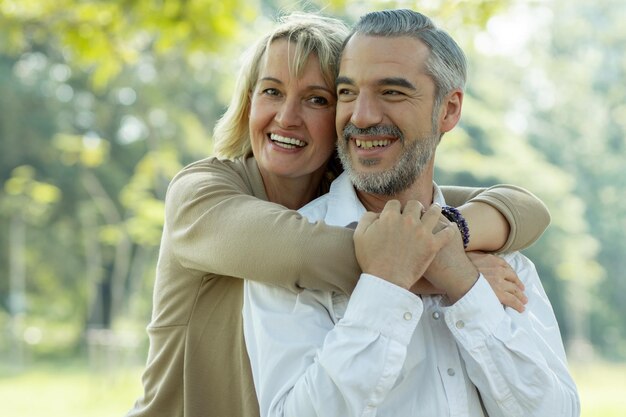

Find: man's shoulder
[299,172,358,223]
[500,251,538,281]
[500,251,531,265]
[298,193,331,221]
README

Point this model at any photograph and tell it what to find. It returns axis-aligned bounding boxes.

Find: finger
[501,293,525,313]
[495,261,525,291]
[380,200,401,218]
[420,203,443,230]
[354,211,379,237]
[478,255,524,290]
[438,213,452,226]
[504,282,528,305]
[504,272,525,291]
[402,200,424,220]
[515,287,528,304]
[433,216,450,233]
[431,222,454,248]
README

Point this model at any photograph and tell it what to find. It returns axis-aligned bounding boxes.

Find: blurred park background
[0,0,625,415]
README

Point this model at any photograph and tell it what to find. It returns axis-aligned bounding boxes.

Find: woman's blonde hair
[213,12,349,159]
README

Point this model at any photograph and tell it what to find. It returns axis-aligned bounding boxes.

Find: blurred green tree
[1,0,622,366]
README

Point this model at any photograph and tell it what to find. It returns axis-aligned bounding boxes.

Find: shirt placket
[425,297,469,417]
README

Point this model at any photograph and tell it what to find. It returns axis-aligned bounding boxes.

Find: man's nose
[275,98,303,127]
[350,93,383,128]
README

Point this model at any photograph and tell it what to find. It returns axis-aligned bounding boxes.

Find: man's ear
[438,89,463,134]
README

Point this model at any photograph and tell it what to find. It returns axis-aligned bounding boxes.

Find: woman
[127,12,550,417]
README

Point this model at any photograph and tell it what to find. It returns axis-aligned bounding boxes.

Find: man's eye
[337,88,352,96]
[383,90,403,96]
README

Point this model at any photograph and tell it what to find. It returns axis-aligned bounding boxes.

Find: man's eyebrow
[336,76,353,86]
[335,76,417,91]
[378,77,416,90]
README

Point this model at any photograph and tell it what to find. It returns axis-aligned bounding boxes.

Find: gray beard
[337,124,439,196]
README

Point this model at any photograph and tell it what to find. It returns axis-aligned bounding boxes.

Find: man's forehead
[343,33,429,55]
[339,34,430,79]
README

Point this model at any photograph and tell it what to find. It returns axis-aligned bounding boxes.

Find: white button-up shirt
[243,173,580,417]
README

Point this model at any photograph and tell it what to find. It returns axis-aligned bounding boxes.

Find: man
[243,8,580,417]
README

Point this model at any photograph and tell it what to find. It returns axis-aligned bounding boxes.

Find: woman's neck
[260,170,325,210]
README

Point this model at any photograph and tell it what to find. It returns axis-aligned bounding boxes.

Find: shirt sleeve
[244,274,422,417]
[442,255,580,417]
[440,184,551,252]
[165,158,359,294]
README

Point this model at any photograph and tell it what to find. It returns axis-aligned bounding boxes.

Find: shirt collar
[325,173,445,227]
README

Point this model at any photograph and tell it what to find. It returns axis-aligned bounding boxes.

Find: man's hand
[408,278,445,295]
[354,200,454,290]
[468,252,527,312]
[423,217,480,303]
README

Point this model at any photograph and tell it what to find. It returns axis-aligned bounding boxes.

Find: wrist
[446,269,480,304]
[362,265,413,290]
[442,206,470,249]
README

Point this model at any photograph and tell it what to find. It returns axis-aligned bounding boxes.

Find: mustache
[342,123,404,141]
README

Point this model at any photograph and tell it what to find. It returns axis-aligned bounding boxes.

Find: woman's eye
[262,88,280,96]
[309,96,329,106]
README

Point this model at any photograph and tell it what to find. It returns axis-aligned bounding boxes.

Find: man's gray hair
[346,9,467,111]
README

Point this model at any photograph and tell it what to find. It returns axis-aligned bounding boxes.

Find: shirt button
[432,311,441,320]
[455,320,465,329]
[447,368,456,376]
[403,312,413,321]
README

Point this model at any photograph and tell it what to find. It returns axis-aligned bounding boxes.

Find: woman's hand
[467,251,528,313]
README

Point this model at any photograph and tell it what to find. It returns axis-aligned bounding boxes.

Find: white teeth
[270,133,306,148]
[355,139,392,149]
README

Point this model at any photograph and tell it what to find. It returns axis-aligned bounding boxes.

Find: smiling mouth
[269,133,306,149]
[354,139,393,149]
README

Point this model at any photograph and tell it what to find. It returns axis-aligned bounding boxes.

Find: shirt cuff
[342,273,423,346]
[443,275,507,349]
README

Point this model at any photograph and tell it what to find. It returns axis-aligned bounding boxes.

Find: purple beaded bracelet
[441,206,470,249]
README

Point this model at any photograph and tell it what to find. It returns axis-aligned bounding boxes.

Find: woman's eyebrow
[258,77,283,84]
[259,77,331,93]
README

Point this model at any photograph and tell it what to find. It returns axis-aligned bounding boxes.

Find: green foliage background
[1,0,625,413]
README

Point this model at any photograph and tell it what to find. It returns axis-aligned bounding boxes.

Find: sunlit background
[1,0,625,416]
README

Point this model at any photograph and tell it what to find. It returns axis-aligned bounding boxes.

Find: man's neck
[356,174,435,213]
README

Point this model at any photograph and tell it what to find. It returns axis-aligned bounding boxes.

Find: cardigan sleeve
[166,157,549,295]
[166,157,359,295]
[440,184,551,253]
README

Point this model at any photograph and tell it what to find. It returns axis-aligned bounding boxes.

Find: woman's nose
[275,98,302,127]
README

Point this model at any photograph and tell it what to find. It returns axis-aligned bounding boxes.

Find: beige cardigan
[126,156,550,417]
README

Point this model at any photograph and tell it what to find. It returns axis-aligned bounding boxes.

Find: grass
[0,360,624,416]
[0,362,143,417]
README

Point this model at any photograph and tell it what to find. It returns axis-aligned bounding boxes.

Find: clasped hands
[354,200,527,312]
